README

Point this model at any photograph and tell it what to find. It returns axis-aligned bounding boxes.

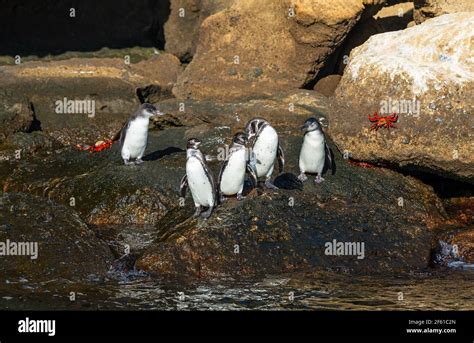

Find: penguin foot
[193,206,202,218]
[237,193,245,201]
[220,195,226,203]
[135,158,144,165]
[315,175,325,184]
[297,173,308,182]
[264,179,279,190]
[123,159,135,166]
[201,207,213,219]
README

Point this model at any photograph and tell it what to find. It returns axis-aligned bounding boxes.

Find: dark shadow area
[143,146,184,161]
[401,169,474,199]
[136,84,173,104]
[26,102,42,132]
[303,2,414,89]
[378,162,474,199]
[0,0,170,56]
[273,173,304,190]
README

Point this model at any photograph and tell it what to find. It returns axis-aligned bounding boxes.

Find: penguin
[180,138,216,218]
[217,132,257,202]
[245,118,284,189]
[120,103,164,165]
[298,117,336,183]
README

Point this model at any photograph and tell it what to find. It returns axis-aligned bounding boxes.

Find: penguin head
[245,118,269,139]
[139,103,164,118]
[301,117,322,133]
[232,132,248,146]
[186,138,202,150]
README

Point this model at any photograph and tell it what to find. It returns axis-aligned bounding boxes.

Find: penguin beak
[153,110,165,117]
[301,123,309,132]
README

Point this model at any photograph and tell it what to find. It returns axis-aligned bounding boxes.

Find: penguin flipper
[119,120,131,149]
[216,159,228,201]
[277,143,285,173]
[324,142,336,175]
[179,174,188,198]
[246,162,258,187]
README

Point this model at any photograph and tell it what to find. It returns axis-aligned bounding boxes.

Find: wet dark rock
[0,192,114,282]
[0,95,454,279]
[434,224,474,266]
[1,132,61,157]
[0,93,328,226]
[432,240,460,266]
[0,128,189,225]
[136,128,446,278]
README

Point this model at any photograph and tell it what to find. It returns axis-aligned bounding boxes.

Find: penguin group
[120,104,335,219]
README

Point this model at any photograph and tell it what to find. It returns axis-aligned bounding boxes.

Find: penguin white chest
[186,157,214,207]
[220,148,246,195]
[299,131,325,174]
[122,118,149,159]
[252,126,278,177]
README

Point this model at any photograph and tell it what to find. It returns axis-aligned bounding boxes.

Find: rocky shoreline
[0,1,473,284]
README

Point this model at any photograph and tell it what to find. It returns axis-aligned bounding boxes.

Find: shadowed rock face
[164,0,236,61]
[0,0,170,56]
[331,13,474,183]
[0,192,114,281]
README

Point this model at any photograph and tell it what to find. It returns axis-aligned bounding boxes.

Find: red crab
[368,112,398,131]
[76,139,114,153]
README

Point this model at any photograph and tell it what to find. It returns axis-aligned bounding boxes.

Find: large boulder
[164,0,235,61]
[172,0,386,101]
[136,125,446,278]
[331,13,474,183]
[414,0,474,24]
[0,192,114,282]
[0,53,182,145]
